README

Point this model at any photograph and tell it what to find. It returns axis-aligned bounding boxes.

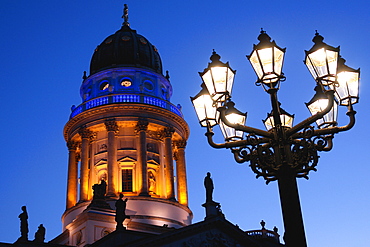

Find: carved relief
[147,130,163,140]
[99,144,107,151]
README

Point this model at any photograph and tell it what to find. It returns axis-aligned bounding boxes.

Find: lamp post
[191,30,360,247]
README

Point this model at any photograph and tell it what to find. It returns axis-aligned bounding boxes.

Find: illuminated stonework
[58,19,192,246]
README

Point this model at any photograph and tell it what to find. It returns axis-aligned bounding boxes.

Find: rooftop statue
[204,172,214,203]
[115,194,129,230]
[92,179,107,200]
[34,224,45,243]
[18,206,28,241]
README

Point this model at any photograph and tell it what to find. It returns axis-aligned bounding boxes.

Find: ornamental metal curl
[249,144,279,183]
[290,138,318,179]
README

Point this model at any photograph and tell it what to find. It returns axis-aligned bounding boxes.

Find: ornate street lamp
[334,57,360,106]
[199,50,236,104]
[219,101,246,142]
[263,104,294,131]
[191,84,218,127]
[306,85,338,129]
[192,30,359,247]
[247,29,286,90]
[305,31,340,87]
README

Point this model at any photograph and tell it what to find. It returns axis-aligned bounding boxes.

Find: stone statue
[204,172,214,202]
[148,171,156,193]
[92,179,107,200]
[18,206,28,241]
[115,194,128,230]
[34,224,45,243]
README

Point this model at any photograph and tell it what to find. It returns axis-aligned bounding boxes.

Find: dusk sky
[1,1,369,246]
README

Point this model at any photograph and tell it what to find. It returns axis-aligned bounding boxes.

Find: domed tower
[60,6,191,245]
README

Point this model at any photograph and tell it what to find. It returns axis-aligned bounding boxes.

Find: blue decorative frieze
[143,96,166,108]
[113,94,140,103]
[70,94,183,119]
[86,97,109,110]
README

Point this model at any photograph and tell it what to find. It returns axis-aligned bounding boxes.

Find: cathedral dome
[90,24,163,75]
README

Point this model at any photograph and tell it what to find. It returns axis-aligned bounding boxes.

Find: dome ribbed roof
[90,25,163,75]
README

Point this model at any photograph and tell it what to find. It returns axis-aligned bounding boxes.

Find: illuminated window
[121,78,132,87]
[100,80,109,91]
[122,169,133,192]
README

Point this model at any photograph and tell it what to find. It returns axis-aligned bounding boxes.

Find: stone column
[105,119,119,197]
[163,127,175,200]
[174,140,188,206]
[78,126,94,202]
[135,119,149,196]
[66,140,79,209]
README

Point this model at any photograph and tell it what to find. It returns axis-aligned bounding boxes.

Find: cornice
[64,103,189,141]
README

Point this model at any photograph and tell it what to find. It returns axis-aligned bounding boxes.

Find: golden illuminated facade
[55,12,192,246]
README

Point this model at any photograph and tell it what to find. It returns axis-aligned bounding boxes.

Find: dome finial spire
[122,4,129,26]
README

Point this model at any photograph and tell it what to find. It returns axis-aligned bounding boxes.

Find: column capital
[78,125,96,140]
[135,118,149,133]
[174,140,187,149]
[67,140,79,151]
[162,126,175,138]
[105,118,119,133]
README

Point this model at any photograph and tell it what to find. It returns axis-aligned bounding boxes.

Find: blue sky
[0,1,369,246]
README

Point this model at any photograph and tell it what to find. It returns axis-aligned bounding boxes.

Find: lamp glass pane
[249,50,263,79]
[264,116,274,130]
[258,47,274,75]
[273,47,285,77]
[306,48,338,85]
[306,48,328,79]
[282,114,294,128]
[335,71,359,105]
[264,114,293,131]
[211,66,227,92]
[326,50,338,76]
[307,98,338,128]
[201,70,215,97]
[192,93,218,127]
[220,112,246,141]
[226,67,235,97]
[320,100,338,128]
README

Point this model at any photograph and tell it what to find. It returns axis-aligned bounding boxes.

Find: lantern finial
[257,29,272,44]
[312,31,324,44]
[210,49,221,64]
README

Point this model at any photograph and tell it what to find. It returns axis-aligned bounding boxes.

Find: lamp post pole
[192,30,360,247]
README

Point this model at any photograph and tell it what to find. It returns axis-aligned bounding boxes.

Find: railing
[70,94,183,119]
[245,229,280,243]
